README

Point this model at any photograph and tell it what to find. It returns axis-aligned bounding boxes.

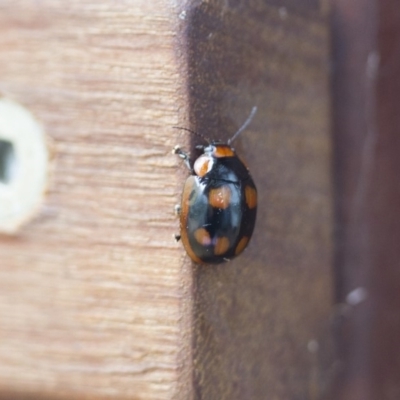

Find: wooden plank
[184,2,335,399]
[373,2,400,396]
[0,1,192,399]
[330,0,378,398]
[332,0,400,398]
[0,1,336,399]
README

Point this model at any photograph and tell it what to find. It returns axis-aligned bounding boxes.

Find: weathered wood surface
[0,1,192,399]
[332,0,400,399]
[184,1,334,399]
[0,0,336,399]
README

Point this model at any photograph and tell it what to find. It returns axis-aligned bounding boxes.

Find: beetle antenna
[227,106,257,145]
[173,126,210,144]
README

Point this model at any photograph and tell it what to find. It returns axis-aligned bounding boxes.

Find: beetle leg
[174,204,181,216]
[173,145,192,171]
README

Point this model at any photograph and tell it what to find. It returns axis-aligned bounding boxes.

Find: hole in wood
[0,139,17,184]
[0,98,49,233]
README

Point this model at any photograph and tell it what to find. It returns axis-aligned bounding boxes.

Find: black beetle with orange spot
[173,107,258,264]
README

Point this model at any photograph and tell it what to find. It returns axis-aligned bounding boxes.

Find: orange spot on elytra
[245,186,257,209]
[194,228,212,246]
[194,156,211,177]
[235,236,249,256]
[214,237,230,256]
[209,186,231,209]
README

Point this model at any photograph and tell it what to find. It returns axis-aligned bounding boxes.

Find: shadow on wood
[184,1,335,399]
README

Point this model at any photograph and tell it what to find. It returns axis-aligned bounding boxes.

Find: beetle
[173,107,257,264]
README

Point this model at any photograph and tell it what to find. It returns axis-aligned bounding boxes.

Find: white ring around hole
[0,97,49,233]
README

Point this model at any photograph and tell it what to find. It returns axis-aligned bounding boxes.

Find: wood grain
[183,1,335,399]
[0,1,192,399]
[0,1,336,399]
[332,0,400,398]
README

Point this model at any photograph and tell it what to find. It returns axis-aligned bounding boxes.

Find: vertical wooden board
[372,2,400,397]
[332,0,400,398]
[182,1,334,399]
[0,1,192,399]
[330,0,378,398]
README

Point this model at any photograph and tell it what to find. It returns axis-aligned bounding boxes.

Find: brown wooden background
[332,0,400,399]
[0,0,399,399]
